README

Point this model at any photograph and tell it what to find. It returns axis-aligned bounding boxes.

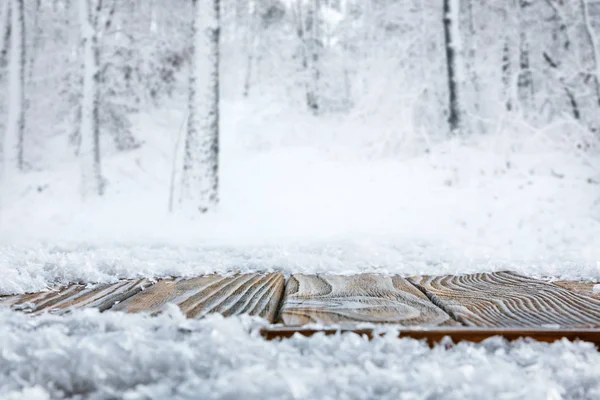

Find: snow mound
[1,107,599,293]
[1,309,599,399]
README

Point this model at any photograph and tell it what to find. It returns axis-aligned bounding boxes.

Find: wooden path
[2,271,600,347]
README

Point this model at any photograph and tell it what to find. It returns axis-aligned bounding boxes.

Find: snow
[2,3,600,398]
[1,308,599,399]
[0,104,599,294]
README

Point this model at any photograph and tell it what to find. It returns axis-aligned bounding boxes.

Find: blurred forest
[0,0,599,211]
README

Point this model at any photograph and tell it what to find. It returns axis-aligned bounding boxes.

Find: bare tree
[543,0,580,121]
[580,0,600,108]
[242,1,257,98]
[78,0,103,196]
[443,0,465,134]
[4,0,25,174]
[502,38,513,111]
[181,0,220,212]
[465,0,480,114]
[294,0,321,114]
[517,0,533,112]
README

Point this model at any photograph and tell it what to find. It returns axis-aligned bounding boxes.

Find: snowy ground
[1,104,600,294]
[2,308,600,400]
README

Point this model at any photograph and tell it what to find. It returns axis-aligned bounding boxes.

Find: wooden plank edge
[260,327,600,348]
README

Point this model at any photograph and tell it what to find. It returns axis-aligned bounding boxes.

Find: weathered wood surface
[0,279,150,314]
[111,273,285,322]
[261,326,600,347]
[553,281,600,300]
[410,271,600,328]
[278,274,458,326]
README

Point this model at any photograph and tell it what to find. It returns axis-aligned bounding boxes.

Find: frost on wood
[181,0,220,213]
[3,0,25,175]
[78,0,103,197]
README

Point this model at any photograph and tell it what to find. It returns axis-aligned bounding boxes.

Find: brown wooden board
[0,279,150,314]
[278,274,459,326]
[553,281,600,300]
[260,326,600,348]
[410,271,600,328]
[111,273,285,322]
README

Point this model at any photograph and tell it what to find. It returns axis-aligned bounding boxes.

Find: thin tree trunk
[308,0,320,114]
[502,38,513,111]
[443,0,464,135]
[294,0,319,114]
[517,0,533,112]
[242,2,256,98]
[466,0,480,113]
[580,0,600,108]
[4,0,25,173]
[79,0,103,196]
[181,0,220,213]
[0,0,9,65]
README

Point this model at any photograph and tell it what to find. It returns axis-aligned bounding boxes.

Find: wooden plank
[410,271,600,328]
[278,274,458,326]
[111,273,285,322]
[0,279,151,314]
[260,326,600,348]
[553,281,600,300]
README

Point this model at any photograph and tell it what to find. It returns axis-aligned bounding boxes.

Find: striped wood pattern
[278,274,459,326]
[0,279,150,314]
[553,281,600,300]
[111,273,285,322]
[410,271,600,328]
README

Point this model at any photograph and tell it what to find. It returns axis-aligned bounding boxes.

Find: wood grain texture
[278,274,458,326]
[410,271,600,328]
[0,279,150,314]
[553,281,600,300]
[111,273,285,322]
[261,326,600,348]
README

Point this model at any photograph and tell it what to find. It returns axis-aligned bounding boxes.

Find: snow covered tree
[181,0,220,213]
[294,0,322,114]
[465,0,480,115]
[517,0,533,113]
[443,0,465,135]
[78,0,103,196]
[3,0,25,175]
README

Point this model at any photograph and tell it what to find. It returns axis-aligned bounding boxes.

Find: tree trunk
[4,0,25,174]
[502,38,513,111]
[308,0,321,114]
[0,0,9,66]
[78,0,104,196]
[295,0,320,114]
[517,0,533,112]
[242,2,256,98]
[443,0,464,135]
[181,0,220,213]
[466,0,480,114]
